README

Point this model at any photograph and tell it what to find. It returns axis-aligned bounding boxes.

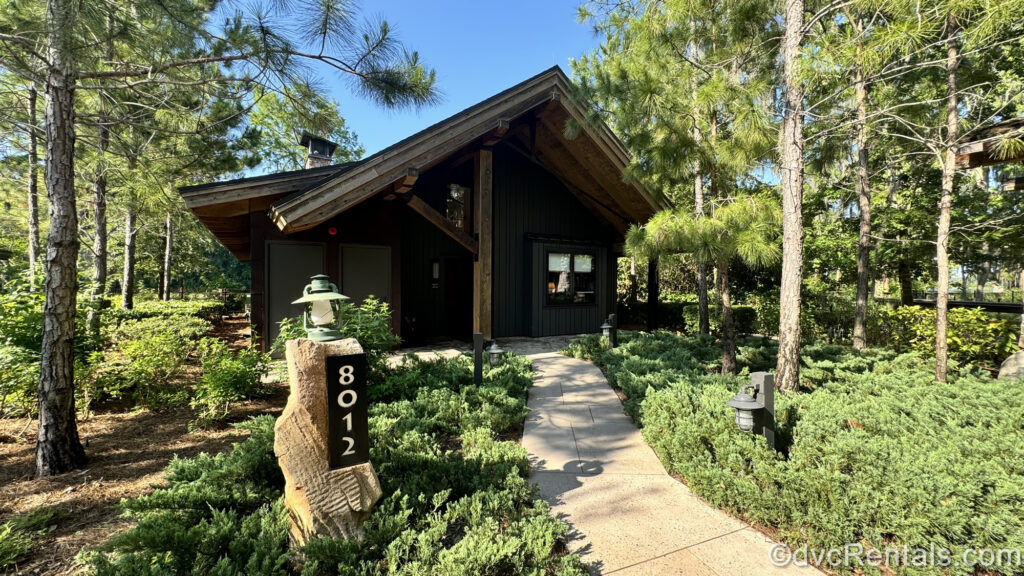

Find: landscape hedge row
[569,331,1024,576]
[83,353,586,576]
[868,305,1018,371]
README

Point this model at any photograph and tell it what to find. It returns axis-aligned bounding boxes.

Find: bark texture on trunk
[718,261,736,375]
[936,17,959,383]
[775,0,806,392]
[37,0,88,477]
[162,212,172,301]
[87,116,109,337]
[852,70,872,350]
[692,86,710,335]
[121,209,137,310]
[27,86,40,289]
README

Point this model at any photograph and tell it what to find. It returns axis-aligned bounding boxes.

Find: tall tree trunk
[718,260,736,374]
[898,258,914,305]
[693,135,710,335]
[37,0,88,477]
[690,38,711,336]
[852,69,872,350]
[647,258,660,331]
[161,212,172,301]
[86,113,109,337]
[936,16,959,383]
[27,86,40,290]
[776,0,806,392]
[121,208,137,310]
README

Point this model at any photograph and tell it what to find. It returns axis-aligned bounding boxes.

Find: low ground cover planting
[566,331,1024,575]
[82,353,585,576]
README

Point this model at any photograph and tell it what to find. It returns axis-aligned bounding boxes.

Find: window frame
[544,249,597,308]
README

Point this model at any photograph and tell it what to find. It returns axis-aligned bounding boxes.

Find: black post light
[726,371,775,449]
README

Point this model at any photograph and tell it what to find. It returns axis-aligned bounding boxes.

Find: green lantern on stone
[292,274,349,341]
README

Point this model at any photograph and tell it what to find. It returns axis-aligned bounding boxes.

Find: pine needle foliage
[81,355,585,576]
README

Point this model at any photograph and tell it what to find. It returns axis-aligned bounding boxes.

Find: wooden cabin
[180,66,663,350]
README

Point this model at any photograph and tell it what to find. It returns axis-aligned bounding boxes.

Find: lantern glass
[310,299,335,327]
[292,274,348,341]
[487,343,504,367]
[734,409,755,432]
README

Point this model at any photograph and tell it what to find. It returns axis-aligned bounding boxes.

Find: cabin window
[547,252,596,305]
[446,184,468,231]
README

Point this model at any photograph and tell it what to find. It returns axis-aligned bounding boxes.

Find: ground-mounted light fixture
[292,274,349,341]
[487,341,505,367]
[726,372,775,449]
[599,313,618,348]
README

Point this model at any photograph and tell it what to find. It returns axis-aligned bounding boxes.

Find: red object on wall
[328,226,338,236]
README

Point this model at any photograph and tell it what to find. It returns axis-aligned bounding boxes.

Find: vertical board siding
[493,144,619,337]
[399,205,469,341]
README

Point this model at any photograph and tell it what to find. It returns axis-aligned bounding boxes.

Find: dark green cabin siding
[492,144,619,337]
[399,161,474,343]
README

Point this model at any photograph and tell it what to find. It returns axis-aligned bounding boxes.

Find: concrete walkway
[513,348,822,576]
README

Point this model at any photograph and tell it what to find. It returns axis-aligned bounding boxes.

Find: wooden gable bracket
[383,167,419,200]
[482,119,511,146]
[405,194,479,256]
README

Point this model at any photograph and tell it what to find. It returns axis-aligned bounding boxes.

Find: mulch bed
[0,315,288,575]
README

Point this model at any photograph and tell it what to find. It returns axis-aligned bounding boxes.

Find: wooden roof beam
[482,119,511,146]
[405,195,479,255]
[395,167,419,194]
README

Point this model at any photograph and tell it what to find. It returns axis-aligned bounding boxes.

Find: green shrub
[869,305,1017,371]
[85,352,583,576]
[80,416,290,575]
[574,331,1024,575]
[190,338,271,430]
[106,298,227,324]
[0,508,59,570]
[680,303,757,335]
[0,344,39,417]
[273,297,400,386]
[99,315,212,408]
[0,280,105,357]
[559,333,606,360]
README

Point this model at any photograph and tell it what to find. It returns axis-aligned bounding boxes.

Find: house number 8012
[326,353,369,470]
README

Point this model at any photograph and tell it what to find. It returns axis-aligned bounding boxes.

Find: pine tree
[0,0,439,476]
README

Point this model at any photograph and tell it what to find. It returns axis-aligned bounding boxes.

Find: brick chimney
[300,132,339,169]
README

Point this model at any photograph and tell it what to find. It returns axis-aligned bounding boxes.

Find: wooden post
[473,332,484,385]
[474,149,493,338]
[274,338,382,546]
[752,372,775,450]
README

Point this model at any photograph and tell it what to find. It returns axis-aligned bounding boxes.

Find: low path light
[726,372,776,449]
[487,341,505,367]
[726,386,761,432]
[292,274,349,342]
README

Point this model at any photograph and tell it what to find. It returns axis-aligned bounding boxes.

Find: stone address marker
[274,338,382,546]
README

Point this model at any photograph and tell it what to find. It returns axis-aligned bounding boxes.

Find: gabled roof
[268,66,661,233]
[180,66,663,259]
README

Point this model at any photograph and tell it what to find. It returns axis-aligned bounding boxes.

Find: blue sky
[325,1,602,155]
